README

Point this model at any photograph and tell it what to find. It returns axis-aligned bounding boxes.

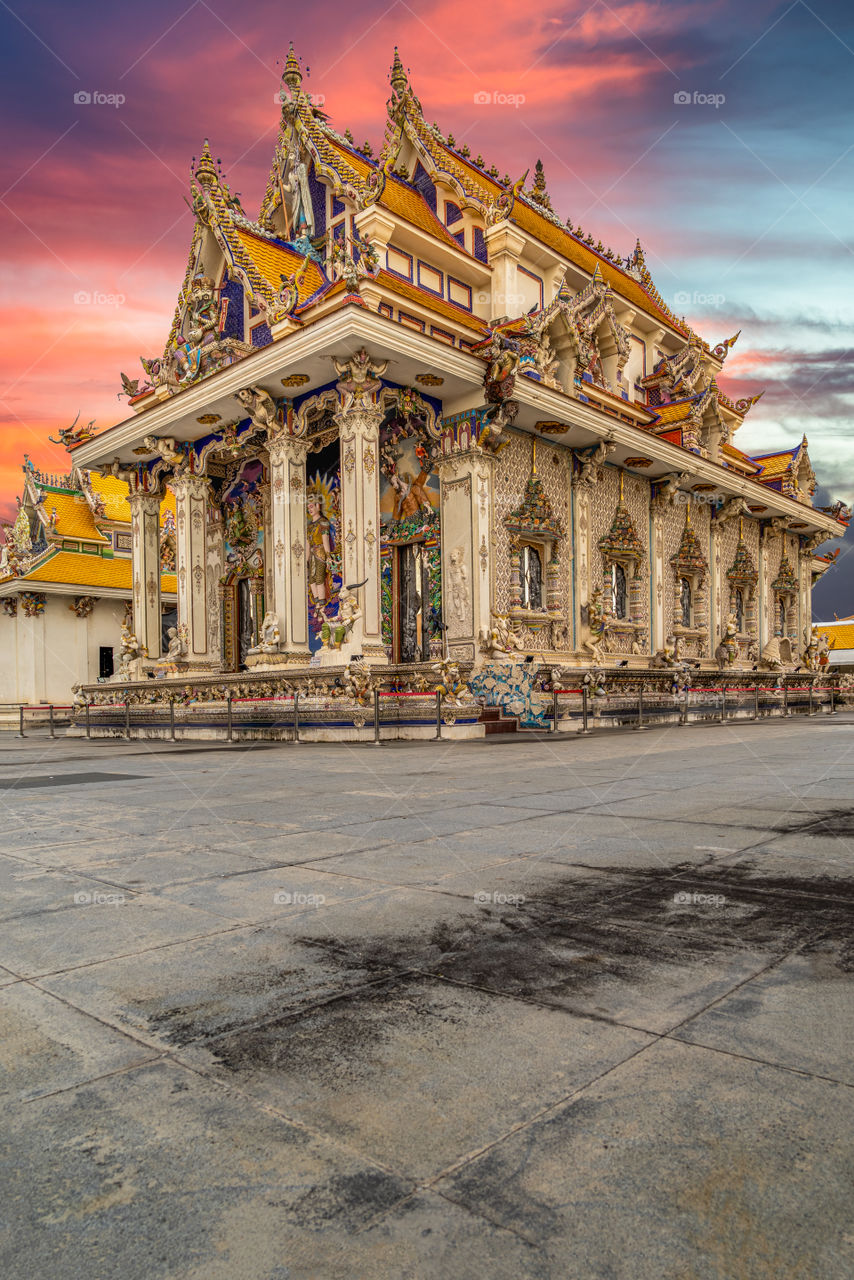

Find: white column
[267,433,311,661]
[171,474,215,666]
[335,404,385,662]
[128,490,162,660]
[436,448,494,661]
[483,221,527,321]
[651,507,665,651]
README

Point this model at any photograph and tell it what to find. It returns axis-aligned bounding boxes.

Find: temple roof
[8,549,176,594]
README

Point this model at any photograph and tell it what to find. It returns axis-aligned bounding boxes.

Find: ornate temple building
[0,460,176,702]
[48,46,848,733]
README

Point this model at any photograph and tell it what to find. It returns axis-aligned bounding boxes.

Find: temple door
[396,542,430,663]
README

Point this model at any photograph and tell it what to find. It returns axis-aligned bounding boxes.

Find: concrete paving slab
[436,1037,854,1279]
[194,975,653,1179]
[0,983,157,1101]
[673,940,854,1082]
[0,894,232,979]
[0,1059,414,1280]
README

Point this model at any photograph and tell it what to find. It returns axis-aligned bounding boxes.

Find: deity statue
[332,347,388,399]
[235,385,279,433]
[118,621,146,679]
[581,585,608,663]
[306,490,332,605]
[281,143,315,238]
[248,611,281,655]
[165,626,187,662]
[173,275,220,385]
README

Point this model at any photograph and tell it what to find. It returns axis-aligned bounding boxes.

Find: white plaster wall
[0,596,128,703]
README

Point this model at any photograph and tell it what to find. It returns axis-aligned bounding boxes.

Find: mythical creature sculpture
[235,385,279,433]
[479,611,523,657]
[119,622,146,679]
[49,411,96,448]
[340,658,373,705]
[432,660,470,707]
[143,436,184,468]
[713,495,747,525]
[281,142,315,238]
[165,626,187,662]
[580,585,608,662]
[575,440,616,487]
[332,348,388,404]
[653,472,692,506]
[714,615,739,669]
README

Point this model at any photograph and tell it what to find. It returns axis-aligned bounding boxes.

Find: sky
[1,0,853,607]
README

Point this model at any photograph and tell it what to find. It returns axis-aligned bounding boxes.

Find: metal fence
[9,705,74,737]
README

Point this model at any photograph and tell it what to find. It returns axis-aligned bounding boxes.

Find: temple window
[611,562,628,621]
[776,598,786,636]
[734,587,744,632]
[679,576,693,628]
[521,545,543,611]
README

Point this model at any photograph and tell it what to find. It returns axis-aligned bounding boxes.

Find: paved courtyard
[1,717,853,1279]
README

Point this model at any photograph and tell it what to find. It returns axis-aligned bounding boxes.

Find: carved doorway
[395,542,431,663]
[222,577,261,670]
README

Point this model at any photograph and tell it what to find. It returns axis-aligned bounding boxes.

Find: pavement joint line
[19,1053,168,1104]
[660,1030,854,1090]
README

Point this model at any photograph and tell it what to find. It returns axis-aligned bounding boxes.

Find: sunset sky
[2,0,853,603]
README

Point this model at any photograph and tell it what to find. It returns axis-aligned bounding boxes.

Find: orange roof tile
[17,550,176,593]
[510,201,685,335]
[650,400,697,426]
[376,270,489,334]
[751,449,796,479]
[234,229,326,302]
[39,492,108,542]
[86,474,176,527]
[380,177,468,252]
[815,622,851,647]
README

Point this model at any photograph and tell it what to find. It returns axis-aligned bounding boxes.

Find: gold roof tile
[17,550,176,593]
[39,492,107,542]
[376,269,489,334]
[233,230,326,302]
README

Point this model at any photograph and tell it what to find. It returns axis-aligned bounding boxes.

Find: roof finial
[283,42,302,93]
[194,139,217,189]
[390,46,408,96]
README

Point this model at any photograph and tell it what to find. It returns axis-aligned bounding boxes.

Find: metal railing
[10,705,74,737]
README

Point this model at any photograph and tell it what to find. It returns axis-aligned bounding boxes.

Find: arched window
[611,563,628,620]
[521,545,543,610]
[734,588,744,632]
[680,577,692,628]
[445,201,463,227]
[777,598,786,636]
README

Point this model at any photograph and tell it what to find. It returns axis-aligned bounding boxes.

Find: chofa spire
[282,42,303,93]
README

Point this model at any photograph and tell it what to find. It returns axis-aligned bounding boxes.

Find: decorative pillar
[436,446,494,661]
[483,221,527,322]
[335,403,386,661]
[171,473,216,666]
[267,432,312,660]
[128,487,162,660]
[651,507,665,652]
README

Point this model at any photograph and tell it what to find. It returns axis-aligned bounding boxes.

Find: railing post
[580,684,590,735]
[373,688,381,744]
[720,685,726,724]
[293,690,300,743]
[552,687,558,733]
[19,705,24,737]
[635,683,646,730]
[85,701,91,739]
[830,681,836,716]
[170,697,176,741]
[124,701,130,739]
[226,693,233,742]
[808,683,814,716]
[753,684,759,721]
[49,704,55,738]
[435,690,442,740]
[782,678,788,718]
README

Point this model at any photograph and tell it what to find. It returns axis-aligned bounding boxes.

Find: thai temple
[2,46,849,733]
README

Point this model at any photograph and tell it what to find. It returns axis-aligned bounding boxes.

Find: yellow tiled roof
[86,474,176,527]
[510,201,685,334]
[651,400,696,426]
[752,450,796,479]
[40,492,107,542]
[376,269,489,334]
[17,550,176,593]
[234,230,326,303]
[380,177,468,252]
[722,443,761,474]
[815,622,851,647]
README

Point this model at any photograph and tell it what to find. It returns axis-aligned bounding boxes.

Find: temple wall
[491,434,571,651]
[0,597,126,702]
